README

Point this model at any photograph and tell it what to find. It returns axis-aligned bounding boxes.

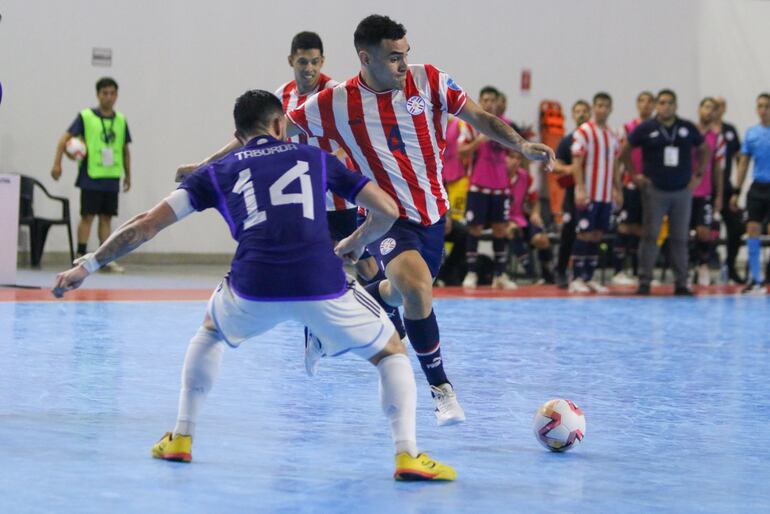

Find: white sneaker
[741,281,767,295]
[611,271,638,286]
[492,274,518,290]
[568,278,591,293]
[431,383,466,426]
[462,272,478,288]
[697,264,711,286]
[586,280,609,293]
[304,327,325,377]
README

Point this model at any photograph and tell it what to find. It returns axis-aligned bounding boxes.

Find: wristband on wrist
[80,254,101,274]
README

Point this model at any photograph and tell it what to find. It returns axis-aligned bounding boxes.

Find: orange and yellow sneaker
[393,452,456,481]
[151,432,192,463]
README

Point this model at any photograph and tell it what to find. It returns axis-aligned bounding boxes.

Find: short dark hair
[290,31,323,55]
[637,91,654,102]
[479,85,500,98]
[96,77,118,92]
[593,91,612,105]
[699,96,717,107]
[233,90,284,137]
[572,99,590,111]
[657,89,677,103]
[354,15,407,51]
[758,92,770,102]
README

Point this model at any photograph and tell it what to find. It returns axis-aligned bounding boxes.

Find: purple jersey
[179,135,370,300]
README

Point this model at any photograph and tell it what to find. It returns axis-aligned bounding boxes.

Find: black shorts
[326,208,358,242]
[618,187,643,225]
[690,196,714,228]
[746,182,770,224]
[561,186,576,223]
[80,189,118,216]
[465,190,510,226]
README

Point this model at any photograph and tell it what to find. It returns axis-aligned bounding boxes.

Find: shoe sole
[436,415,466,427]
[153,452,192,462]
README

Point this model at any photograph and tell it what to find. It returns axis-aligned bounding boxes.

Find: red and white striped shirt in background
[274,74,355,212]
[571,121,620,203]
[287,64,468,226]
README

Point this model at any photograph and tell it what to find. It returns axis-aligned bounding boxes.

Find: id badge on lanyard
[664,146,679,167]
[101,148,114,166]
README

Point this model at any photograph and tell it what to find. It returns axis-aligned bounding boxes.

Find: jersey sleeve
[177,165,219,212]
[627,123,645,147]
[427,65,467,116]
[286,88,328,139]
[324,153,370,203]
[67,114,84,136]
[555,134,573,163]
[571,128,587,156]
[715,133,726,162]
[740,129,752,156]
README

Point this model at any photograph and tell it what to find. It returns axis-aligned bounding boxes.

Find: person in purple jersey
[51,90,456,481]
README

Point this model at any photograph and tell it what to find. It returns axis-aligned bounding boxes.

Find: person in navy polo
[622,89,709,295]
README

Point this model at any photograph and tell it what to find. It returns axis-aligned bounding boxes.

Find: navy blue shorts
[690,196,714,228]
[465,190,510,226]
[618,187,643,225]
[326,208,358,242]
[367,217,446,277]
[576,201,612,234]
[526,223,545,242]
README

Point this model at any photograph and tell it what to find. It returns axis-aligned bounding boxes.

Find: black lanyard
[100,115,116,144]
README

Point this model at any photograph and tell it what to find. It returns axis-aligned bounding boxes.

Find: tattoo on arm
[93,218,149,265]
[486,116,526,150]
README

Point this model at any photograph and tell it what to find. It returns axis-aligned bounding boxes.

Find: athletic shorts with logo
[208,276,394,359]
[465,189,510,226]
[367,217,446,277]
[576,201,613,233]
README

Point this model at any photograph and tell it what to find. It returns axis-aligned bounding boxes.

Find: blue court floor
[1,296,769,513]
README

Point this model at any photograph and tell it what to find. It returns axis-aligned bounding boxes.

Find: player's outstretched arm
[175,138,242,182]
[334,183,399,264]
[456,97,555,169]
[52,197,182,297]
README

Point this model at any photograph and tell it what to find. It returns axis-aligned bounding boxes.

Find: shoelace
[431,386,456,410]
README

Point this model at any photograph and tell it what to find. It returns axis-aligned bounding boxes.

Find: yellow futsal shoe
[151,432,192,463]
[394,452,456,481]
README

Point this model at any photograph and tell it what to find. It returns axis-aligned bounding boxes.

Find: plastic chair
[18,174,75,267]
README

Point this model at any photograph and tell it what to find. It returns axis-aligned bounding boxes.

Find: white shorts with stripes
[207,277,395,360]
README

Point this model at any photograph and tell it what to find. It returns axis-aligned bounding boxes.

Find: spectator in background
[713,97,746,284]
[444,116,472,222]
[691,97,725,286]
[461,86,516,289]
[552,100,591,288]
[568,92,622,294]
[613,91,655,285]
[51,77,131,272]
[732,92,770,294]
[623,89,709,296]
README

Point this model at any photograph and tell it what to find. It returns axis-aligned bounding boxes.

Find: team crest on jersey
[678,127,689,137]
[406,96,426,116]
[726,130,735,141]
[447,77,462,91]
[380,238,397,255]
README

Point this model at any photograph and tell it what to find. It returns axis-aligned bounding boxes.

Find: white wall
[0,0,728,254]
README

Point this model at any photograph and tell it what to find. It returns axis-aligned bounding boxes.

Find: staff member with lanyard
[52,77,131,272]
[622,89,709,295]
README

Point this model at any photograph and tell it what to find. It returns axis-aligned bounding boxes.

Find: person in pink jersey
[569,92,623,294]
[690,97,725,286]
[613,91,655,285]
[177,15,554,427]
[506,152,553,283]
[461,86,518,290]
[443,115,472,221]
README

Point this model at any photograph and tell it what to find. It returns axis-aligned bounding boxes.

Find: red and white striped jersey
[571,121,620,203]
[274,74,355,212]
[286,64,468,225]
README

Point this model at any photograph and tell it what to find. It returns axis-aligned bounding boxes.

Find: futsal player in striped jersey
[179,15,554,425]
[613,91,655,286]
[54,90,456,480]
[569,92,623,294]
[690,97,725,286]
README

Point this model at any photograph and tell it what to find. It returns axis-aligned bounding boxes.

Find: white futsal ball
[65,137,87,161]
[533,399,586,452]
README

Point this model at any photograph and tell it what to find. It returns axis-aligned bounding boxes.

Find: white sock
[173,326,225,438]
[377,353,418,457]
